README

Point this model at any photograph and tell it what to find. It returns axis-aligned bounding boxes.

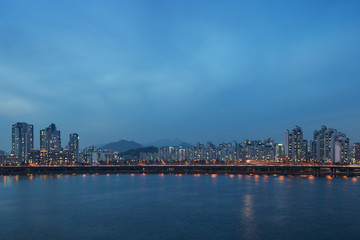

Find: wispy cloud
[0,0,359,148]
[0,93,37,117]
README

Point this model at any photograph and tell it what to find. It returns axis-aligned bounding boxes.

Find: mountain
[119,146,158,157]
[144,138,194,148]
[101,140,143,153]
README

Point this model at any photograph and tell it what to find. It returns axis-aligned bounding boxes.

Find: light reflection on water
[262,175,269,183]
[0,174,360,240]
[2,174,359,186]
[242,194,256,240]
[307,175,315,184]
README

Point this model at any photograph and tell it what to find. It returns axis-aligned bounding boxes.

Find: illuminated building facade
[285,126,306,162]
[28,148,76,165]
[68,133,79,162]
[354,143,360,163]
[312,126,349,164]
[40,123,62,151]
[11,122,34,162]
[275,144,285,162]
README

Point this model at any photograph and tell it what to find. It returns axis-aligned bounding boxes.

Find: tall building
[285,130,290,157]
[312,126,327,163]
[354,143,360,164]
[40,123,62,151]
[312,126,349,164]
[11,122,34,162]
[285,126,305,162]
[264,138,275,161]
[68,133,79,163]
[275,144,285,162]
[333,133,349,164]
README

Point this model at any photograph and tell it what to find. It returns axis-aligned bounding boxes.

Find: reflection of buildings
[12,122,34,162]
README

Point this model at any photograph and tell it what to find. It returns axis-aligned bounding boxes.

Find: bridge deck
[0,165,359,177]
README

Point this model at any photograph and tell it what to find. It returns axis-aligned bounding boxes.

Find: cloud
[0,93,37,117]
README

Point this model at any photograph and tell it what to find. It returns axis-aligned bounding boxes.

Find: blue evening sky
[0,0,360,150]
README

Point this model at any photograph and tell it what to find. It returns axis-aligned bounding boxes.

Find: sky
[0,0,360,151]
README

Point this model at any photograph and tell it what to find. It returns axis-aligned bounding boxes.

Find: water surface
[0,174,359,240]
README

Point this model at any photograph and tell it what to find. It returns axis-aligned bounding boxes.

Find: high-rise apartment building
[312,126,349,164]
[40,123,62,151]
[285,126,305,162]
[275,144,285,162]
[68,133,79,163]
[11,122,34,162]
[333,133,349,164]
[313,126,327,162]
[354,143,360,163]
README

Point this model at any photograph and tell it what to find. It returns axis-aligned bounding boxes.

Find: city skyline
[3,121,358,164]
[4,121,358,165]
[1,1,360,151]
[2,2,360,240]
[0,121,359,153]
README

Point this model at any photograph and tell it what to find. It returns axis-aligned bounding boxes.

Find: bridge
[1,165,360,177]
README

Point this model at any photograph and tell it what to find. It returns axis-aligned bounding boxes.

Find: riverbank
[1,165,360,177]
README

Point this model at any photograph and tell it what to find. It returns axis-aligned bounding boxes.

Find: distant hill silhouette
[119,146,158,157]
[145,138,193,148]
[101,140,143,153]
